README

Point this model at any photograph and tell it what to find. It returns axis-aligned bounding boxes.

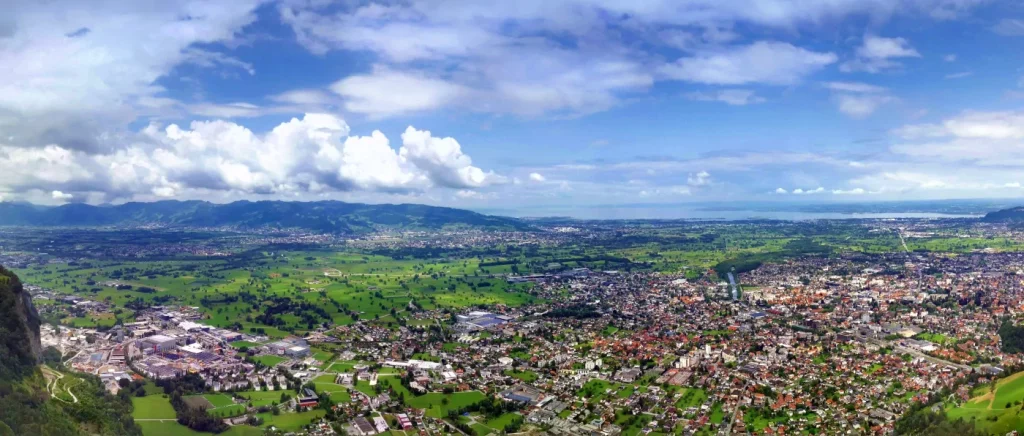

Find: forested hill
[982,206,1024,223]
[0,200,530,233]
[0,266,141,436]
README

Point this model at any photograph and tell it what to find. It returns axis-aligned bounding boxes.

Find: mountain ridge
[982,206,1024,223]
[0,200,530,233]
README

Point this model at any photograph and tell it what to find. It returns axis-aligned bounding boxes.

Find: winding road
[41,366,78,404]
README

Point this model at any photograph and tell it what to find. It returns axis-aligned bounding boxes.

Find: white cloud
[841,35,921,73]
[662,41,837,85]
[0,1,263,151]
[685,89,765,105]
[823,82,894,118]
[943,54,957,62]
[51,190,73,201]
[188,102,265,118]
[834,94,896,118]
[269,89,339,106]
[896,111,1024,141]
[822,82,886,93]
[994,19,1024,36]
[399,126,507,189]
[277,0,985,119]
[330,67,470,119]
[832,188,866,195]
[775,188,788,194]
[529,172,546,182]
[0,114,503,201]
[944,71,972,79]
[687,171,712,186]
[638,186,692,197]
[181,48,255,76]
[792,187,825,194]
[454,189,497,200]
[858,35,921,58]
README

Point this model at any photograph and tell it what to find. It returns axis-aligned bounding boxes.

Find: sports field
[131,395,176,420]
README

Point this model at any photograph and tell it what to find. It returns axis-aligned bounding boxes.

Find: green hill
[0,200,529,233]
[0,266,141,436]
[983,206,1024,223]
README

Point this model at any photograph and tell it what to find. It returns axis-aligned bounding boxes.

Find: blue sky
[2,0,1024,215]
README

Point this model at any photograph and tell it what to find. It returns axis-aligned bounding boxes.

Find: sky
[2,0,1024,215]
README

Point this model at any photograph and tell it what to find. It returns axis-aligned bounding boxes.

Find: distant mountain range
[982,206,1024,223]
[0,200,530,233]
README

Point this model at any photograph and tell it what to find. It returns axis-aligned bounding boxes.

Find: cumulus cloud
[529,172,546,182]
[775,188,788,194]
[841,35,921,73]
[399,126,506,189]
[662,42,836,85]
[685,89,765,105]
[0,114,503,202]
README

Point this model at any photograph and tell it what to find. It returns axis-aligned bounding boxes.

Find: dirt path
[966,370,1024,410]
[41,366,78,404]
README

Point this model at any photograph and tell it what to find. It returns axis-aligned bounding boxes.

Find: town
[13,217,1024,435]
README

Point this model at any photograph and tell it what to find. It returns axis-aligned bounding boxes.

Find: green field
[252,355,288,367]
[137,421,203,436]
[675,388,708,409]
[411,391,487,418]
[201,393,236,408]
[504,369,539,383]
[313,374,349,394]
[15,247,544,338]
[131,395,177,420]
[238,390,292,407]
[947,371,1024,433]
[257,409,326,432]
[230,341,260,348]
[328,361,367,373]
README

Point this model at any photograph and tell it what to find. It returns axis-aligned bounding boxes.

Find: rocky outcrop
[0,266,42,379]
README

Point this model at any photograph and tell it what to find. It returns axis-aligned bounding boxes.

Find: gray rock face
[0,266,42,378]
[16,285,43,362]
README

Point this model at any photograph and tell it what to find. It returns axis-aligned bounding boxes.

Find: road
[894,228,909,254]
[896,346,972,371]
[722,384,748,435]
[63,349,83,367]
[867,339,972,371]
[727,272,739,301]
[41,366,78,403]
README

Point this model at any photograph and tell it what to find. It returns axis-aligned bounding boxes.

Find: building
[267,336,310,357]
[456,311,513,331]
[297,388,319,408]
[141,334,178,352]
